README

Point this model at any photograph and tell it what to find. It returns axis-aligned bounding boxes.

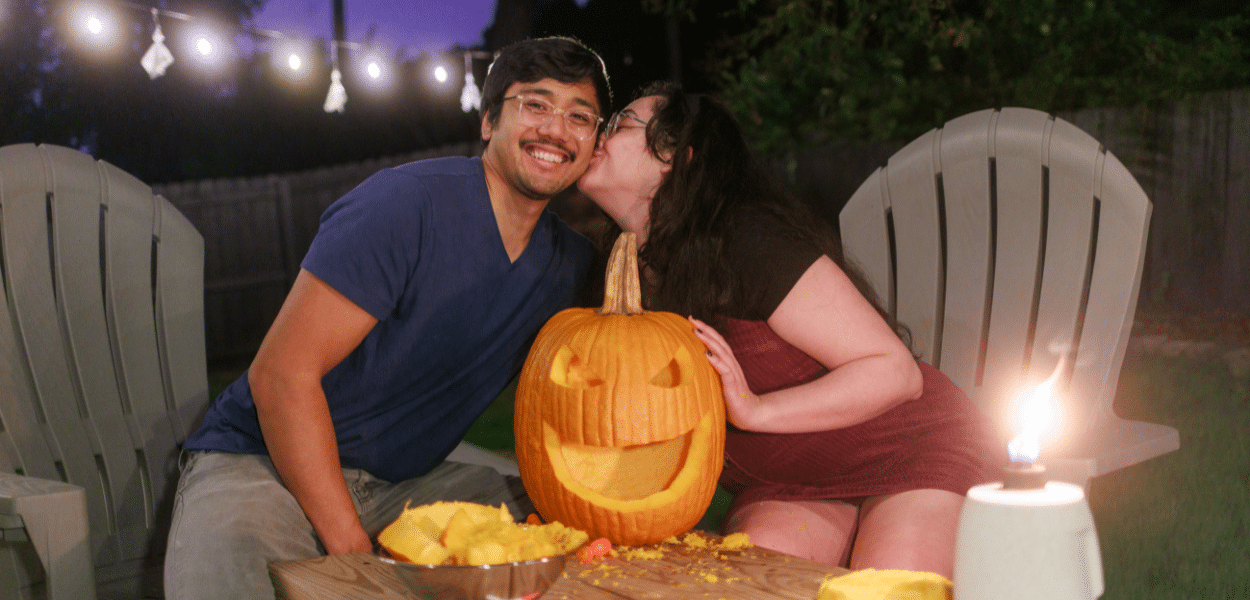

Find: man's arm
[249,269,379,555]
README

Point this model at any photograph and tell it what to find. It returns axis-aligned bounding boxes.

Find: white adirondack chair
[1,144,208,599]
[0,143,521,599]
[840,108,1179,488]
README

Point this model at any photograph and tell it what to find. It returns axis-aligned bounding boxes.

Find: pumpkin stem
[598,232,644,316]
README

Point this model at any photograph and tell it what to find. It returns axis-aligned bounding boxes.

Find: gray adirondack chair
[1,143,208,599]
[840,108,1179,488]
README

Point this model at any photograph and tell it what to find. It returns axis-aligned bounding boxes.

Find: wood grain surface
[545,533,848,600]
[270,533,848,600]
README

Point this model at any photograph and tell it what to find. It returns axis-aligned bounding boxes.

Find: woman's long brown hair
[588,81,907,345]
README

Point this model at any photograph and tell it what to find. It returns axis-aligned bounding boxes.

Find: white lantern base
[953,481,1104,600]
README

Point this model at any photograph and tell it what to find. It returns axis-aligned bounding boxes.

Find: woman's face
[577,95,670,235]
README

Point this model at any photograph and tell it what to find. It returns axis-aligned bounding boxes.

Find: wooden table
[270,533,848,600]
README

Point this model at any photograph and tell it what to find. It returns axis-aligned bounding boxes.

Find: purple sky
[249,0,499,57]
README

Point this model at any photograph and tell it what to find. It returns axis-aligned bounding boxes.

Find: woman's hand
[690,317,762,430]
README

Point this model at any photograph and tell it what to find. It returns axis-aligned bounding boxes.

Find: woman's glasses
[603,111,648,139]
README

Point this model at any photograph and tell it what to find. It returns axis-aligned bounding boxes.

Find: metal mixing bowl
[376,552,568,600]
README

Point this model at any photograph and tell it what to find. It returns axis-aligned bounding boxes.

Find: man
[164,37,610,600]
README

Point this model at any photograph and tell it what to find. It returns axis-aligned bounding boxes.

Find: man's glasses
[604,111,648,139]
[504,95,603,141]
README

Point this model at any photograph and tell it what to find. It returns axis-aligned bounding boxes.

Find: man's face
[481,77,602,201]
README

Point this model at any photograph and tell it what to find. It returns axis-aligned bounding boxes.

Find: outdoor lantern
[953,359,1105,600]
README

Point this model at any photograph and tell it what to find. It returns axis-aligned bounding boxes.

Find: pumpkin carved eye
[549,345,604,388]
[649,346,693,388]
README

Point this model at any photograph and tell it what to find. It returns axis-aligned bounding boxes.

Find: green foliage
[650,0,1250,153]
[462,377,520,452]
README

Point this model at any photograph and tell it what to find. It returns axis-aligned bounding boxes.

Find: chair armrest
[0,472,97,600]
[445,442,521,477]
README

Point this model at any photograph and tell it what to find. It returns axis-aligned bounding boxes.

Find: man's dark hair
[480,37,611,129]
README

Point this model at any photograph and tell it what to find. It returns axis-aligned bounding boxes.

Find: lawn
[1086,352,1249,599]
[206,348,1248,597]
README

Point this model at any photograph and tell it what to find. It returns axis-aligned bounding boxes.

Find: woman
[577,82,1001,577]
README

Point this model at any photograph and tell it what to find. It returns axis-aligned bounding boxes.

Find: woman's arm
[694,255,922,433]
[249,269,379,555]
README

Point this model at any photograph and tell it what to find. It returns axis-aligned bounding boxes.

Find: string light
[140,9,174,78]
[356,48,392,89]
[69,2,122,54]
[52,0,497,114]
[272,36,314,84]
[460,52,481,113]
[181,21,230,74]
[324,46,346,113]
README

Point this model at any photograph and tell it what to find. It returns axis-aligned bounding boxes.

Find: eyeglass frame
[603,111,649,139]
[502,94,604,141]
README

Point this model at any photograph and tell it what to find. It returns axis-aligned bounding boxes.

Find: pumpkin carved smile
[515,233,726,546]
[543,413,713,504]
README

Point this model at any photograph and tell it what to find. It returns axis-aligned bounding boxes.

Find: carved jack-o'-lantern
[515,233,725,546]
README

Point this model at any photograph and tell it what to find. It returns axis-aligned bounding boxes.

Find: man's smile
[523,140,574,165]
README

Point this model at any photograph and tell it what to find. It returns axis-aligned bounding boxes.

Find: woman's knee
[851,489,964,576]
[724,500,858,567]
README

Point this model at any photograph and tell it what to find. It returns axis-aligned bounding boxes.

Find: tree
[648,0,1250,154]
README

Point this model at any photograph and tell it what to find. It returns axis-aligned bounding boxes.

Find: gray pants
[163,450,532,600]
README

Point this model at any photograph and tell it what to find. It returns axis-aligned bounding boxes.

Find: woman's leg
[722,499,859,567]
[849,488,964,577]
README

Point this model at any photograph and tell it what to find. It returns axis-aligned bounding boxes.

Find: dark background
[5,0,1250,353]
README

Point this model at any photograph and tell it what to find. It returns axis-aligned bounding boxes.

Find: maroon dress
[717,317,1003,514]
[711,208,1002,516]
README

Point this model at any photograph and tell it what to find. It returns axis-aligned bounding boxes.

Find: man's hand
[321,521,374,555]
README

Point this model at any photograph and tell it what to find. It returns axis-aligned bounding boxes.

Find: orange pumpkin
[515,232,725,546]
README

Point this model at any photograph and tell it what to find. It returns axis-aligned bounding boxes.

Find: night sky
[250,0,504,56]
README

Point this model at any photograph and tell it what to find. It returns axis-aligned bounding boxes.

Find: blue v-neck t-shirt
[186,157,592,482]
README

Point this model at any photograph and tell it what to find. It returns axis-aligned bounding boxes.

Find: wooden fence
[1058,90,1250,316]
[155,142,482,365]
[155,90,1250,367]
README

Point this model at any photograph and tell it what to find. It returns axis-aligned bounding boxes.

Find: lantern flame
[1007,359,1064,464]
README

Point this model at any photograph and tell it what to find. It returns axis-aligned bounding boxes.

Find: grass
[206,350,1248,596]
[1088,352,1250,599]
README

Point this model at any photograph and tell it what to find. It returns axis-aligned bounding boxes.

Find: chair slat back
[884,129,945,362]
[932,109,996,395]
[978,109,1051,436]
[1079,154,1151,426]
[841,109,1150,453]
[1,144,114,553]
[1,143,207,595]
